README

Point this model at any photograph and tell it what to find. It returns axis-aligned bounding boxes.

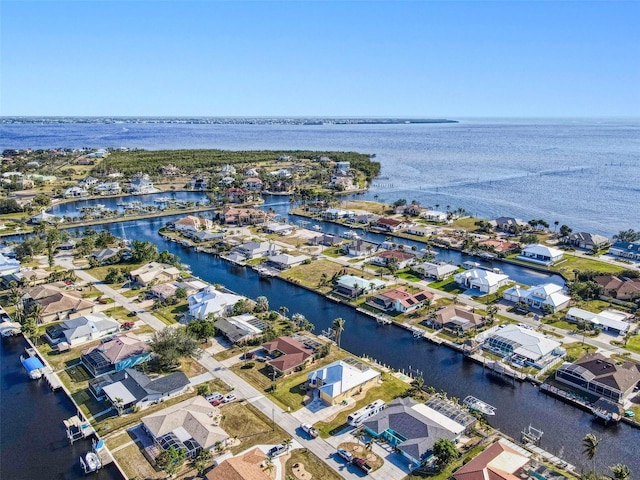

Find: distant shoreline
[0,117,458,125]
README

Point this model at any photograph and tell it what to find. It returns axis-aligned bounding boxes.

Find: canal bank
[0,335,124,480]
[62,215,640,474]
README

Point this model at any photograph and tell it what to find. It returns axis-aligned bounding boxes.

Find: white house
[413,262,458,281]
[454,269,511,294]
[267,253,309,270]
[220,164,236,174]
[307,359,380,405]
[95,182,122,195]
[45,313,120,346]
[263,223,294,236]
[334,275,386,297]
[0,253,21,277]
[518,244,564,266]
[241,177,263,191]
[63,186,88,198]
[129,173,157,194]
[187,286,244,320]
[483,324,564,367]
[566,307,633,335]
[335,161,350,173]
[232,241,281,260]
[422,210,449,223]
[502,283,571,313]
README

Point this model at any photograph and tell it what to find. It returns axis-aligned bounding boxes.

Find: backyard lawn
[280,259,373,292]
[154,302,188,324]
[625,335,640,355]
[285,448,343,480]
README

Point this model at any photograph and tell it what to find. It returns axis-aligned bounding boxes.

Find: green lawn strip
[285,448,343,480]
[213,345,244,361]
[104,306,133,321]
[625,336,640,355]
[120,288,143,298]
[473,284,512,305]
[232,349,350,411]
[315,374,411,437]
[323,247,345,258]
[552,254,624,279]
[153,303,188,325]
[397,272,422,282]
[428,277,466,294]
[105,431,135,450]
[221,402,290,455]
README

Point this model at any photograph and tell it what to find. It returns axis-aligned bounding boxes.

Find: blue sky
[1,1,638,117]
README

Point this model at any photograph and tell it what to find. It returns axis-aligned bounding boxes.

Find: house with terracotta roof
[370,249,417,269]
[224,187,251,203]
[242,177,263,191]
[173,215,213,233]
[374,217,410,232]
[221,206,269,225]
[143,396,229,459]
[206,447,269,480]
[262,336,313,374]
[555,353,640,403]
[478,238,520,253]
[81,333,152,377]
[367,287,433,313]
[453,440,530,480]
[594,275,640,301]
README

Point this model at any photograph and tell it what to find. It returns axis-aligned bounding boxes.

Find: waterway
[0,335,123,480]
[54,213,636,474]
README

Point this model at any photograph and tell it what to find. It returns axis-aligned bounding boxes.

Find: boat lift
[64,413,95,444]
[521,424,544,445]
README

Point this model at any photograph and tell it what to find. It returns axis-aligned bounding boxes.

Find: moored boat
[463,395,496,416]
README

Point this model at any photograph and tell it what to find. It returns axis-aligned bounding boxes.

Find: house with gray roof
[90,368,190,412]
[609,241,640,261]
[45,313,120,347]
[362,397,466,466]
[565,232,610,251]
[555,353,640,403]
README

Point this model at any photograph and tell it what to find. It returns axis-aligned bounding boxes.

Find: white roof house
[232,241,281,260]
[503,283,571,313]
[47,313,120,346]
[267,254,309,270]
[413,262,458,281]
[518,244,564,266]
[566,307,633,335]
[484,324,563,367]
[454,269,511,294]
[307,360,380,405]
[0,253,21,277]
[336,275,386,292]
[187,286,244,320]
[263,223,294,235]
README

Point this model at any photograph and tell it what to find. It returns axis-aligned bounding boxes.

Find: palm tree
[486,305,498,325]
[283,438,293,451]
[610,464,631,480]
[353,427,365,446]
[332,317,346,349]
[263,458,275,475]
[279,306,289,320]
[413,375,425,394]
[582,433,600,477]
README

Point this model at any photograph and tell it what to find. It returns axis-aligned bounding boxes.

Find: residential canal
[61,213,637,474]
[0,335,124,480]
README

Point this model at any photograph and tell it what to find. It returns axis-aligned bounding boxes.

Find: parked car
[222,393,237,403]
[267,444,287,458]
[337,448,353,463]
[121,321,135,331]
[300,423,318,439]
[127,311,138,317]
[205,392,223,403]
[352,458,372,475]
[241,351,256,360]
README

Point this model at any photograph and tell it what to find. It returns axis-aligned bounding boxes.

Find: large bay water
[1,118,639,236]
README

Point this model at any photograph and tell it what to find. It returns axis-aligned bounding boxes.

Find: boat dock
[42,366,63,390]
[64,414,96,444]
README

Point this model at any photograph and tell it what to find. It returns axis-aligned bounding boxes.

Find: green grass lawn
[563,342,597,362]
[154,302,188,325]
[85,260,147,282]
[232,349,349,411]
[552,254,625,280]
[285,448,343,480]
[397,271,422,282]
[322,247,345,258]
[625,335,640,354]
[429,277,465,294]
[221,402,290,455]
[315,374,411,437]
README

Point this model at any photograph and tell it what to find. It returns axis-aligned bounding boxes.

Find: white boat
[463,395,496,416]
[313,225,322,231]
[80,451,102,473]
[154,196,171,203]
[341,230,360,239]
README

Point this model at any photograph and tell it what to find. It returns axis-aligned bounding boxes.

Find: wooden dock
[42,367,63,391]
